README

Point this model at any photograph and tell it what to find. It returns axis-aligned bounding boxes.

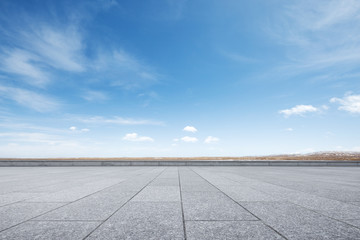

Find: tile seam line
[0,169,148,209]
[29,220,102,222]
[219,168,358,204]
[189,167,289,240]
[0,168,149,208]
[178,167,187,240]
[0,167,159,234]
[185,219,261,222]
[204,169,360,232]
[217,171,360,230]
[82,167,167,240]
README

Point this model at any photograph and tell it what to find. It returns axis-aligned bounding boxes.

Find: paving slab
[25,179,122,202]
[182,191,256,220]
[86,202,184,240]
[186,221,284,240]
[132,186,180,202]
[346,219,360,228]
[0,192,47,207]
[241,201,360,239]
[36,191,136,221]
[0,166,359,239]
[0,202,65,231]
[0,221,100,240]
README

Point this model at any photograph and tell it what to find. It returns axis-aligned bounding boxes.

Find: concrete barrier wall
[0,160,359,167]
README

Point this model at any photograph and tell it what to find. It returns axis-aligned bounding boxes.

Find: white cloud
[330,94,360,113]
[183,126,197,133]
[204,136,219,144]
[285,128,294,132]
[69,126,89,133]
[0,85,59,112]
[181,136,198,143]
[173,138,179,142]
[77,116,164,126]
[123,133,154,142]
[279,105,318,117]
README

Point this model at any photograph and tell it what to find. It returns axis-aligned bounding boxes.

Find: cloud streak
[265,0,360,83]
[0,85,59,112]
[77,116,164,126]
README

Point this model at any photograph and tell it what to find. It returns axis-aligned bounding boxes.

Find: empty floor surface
[0,166,359,239]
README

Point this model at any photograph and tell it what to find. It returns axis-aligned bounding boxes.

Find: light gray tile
[186,221,284,240]
[0,221,100,240]
[182,192,256,220]
[242,201,360,240]
[0,202,65,231]
[132,186,180,202]
[345,219,360,228]
[87,202,184,240]
[36,191,136,221]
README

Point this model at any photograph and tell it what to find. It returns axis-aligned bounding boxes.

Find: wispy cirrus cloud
[265,0,360,83]
[82,90,109,102]
[220,50,257,63]
[0,49,49,87]
[93,49,159,90]
[77,116,164,126]
[0,85,60,112]
[0,23,85,88]
[0,132,63,145]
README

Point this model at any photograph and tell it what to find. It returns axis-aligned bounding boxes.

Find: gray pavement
[0,166,359,239]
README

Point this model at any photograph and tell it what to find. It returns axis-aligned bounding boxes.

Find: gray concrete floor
[0,167,359,240]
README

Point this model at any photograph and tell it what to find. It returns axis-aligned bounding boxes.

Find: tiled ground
[0,166,359,239]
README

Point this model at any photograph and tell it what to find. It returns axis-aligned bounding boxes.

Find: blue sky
[0,0,359,157]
